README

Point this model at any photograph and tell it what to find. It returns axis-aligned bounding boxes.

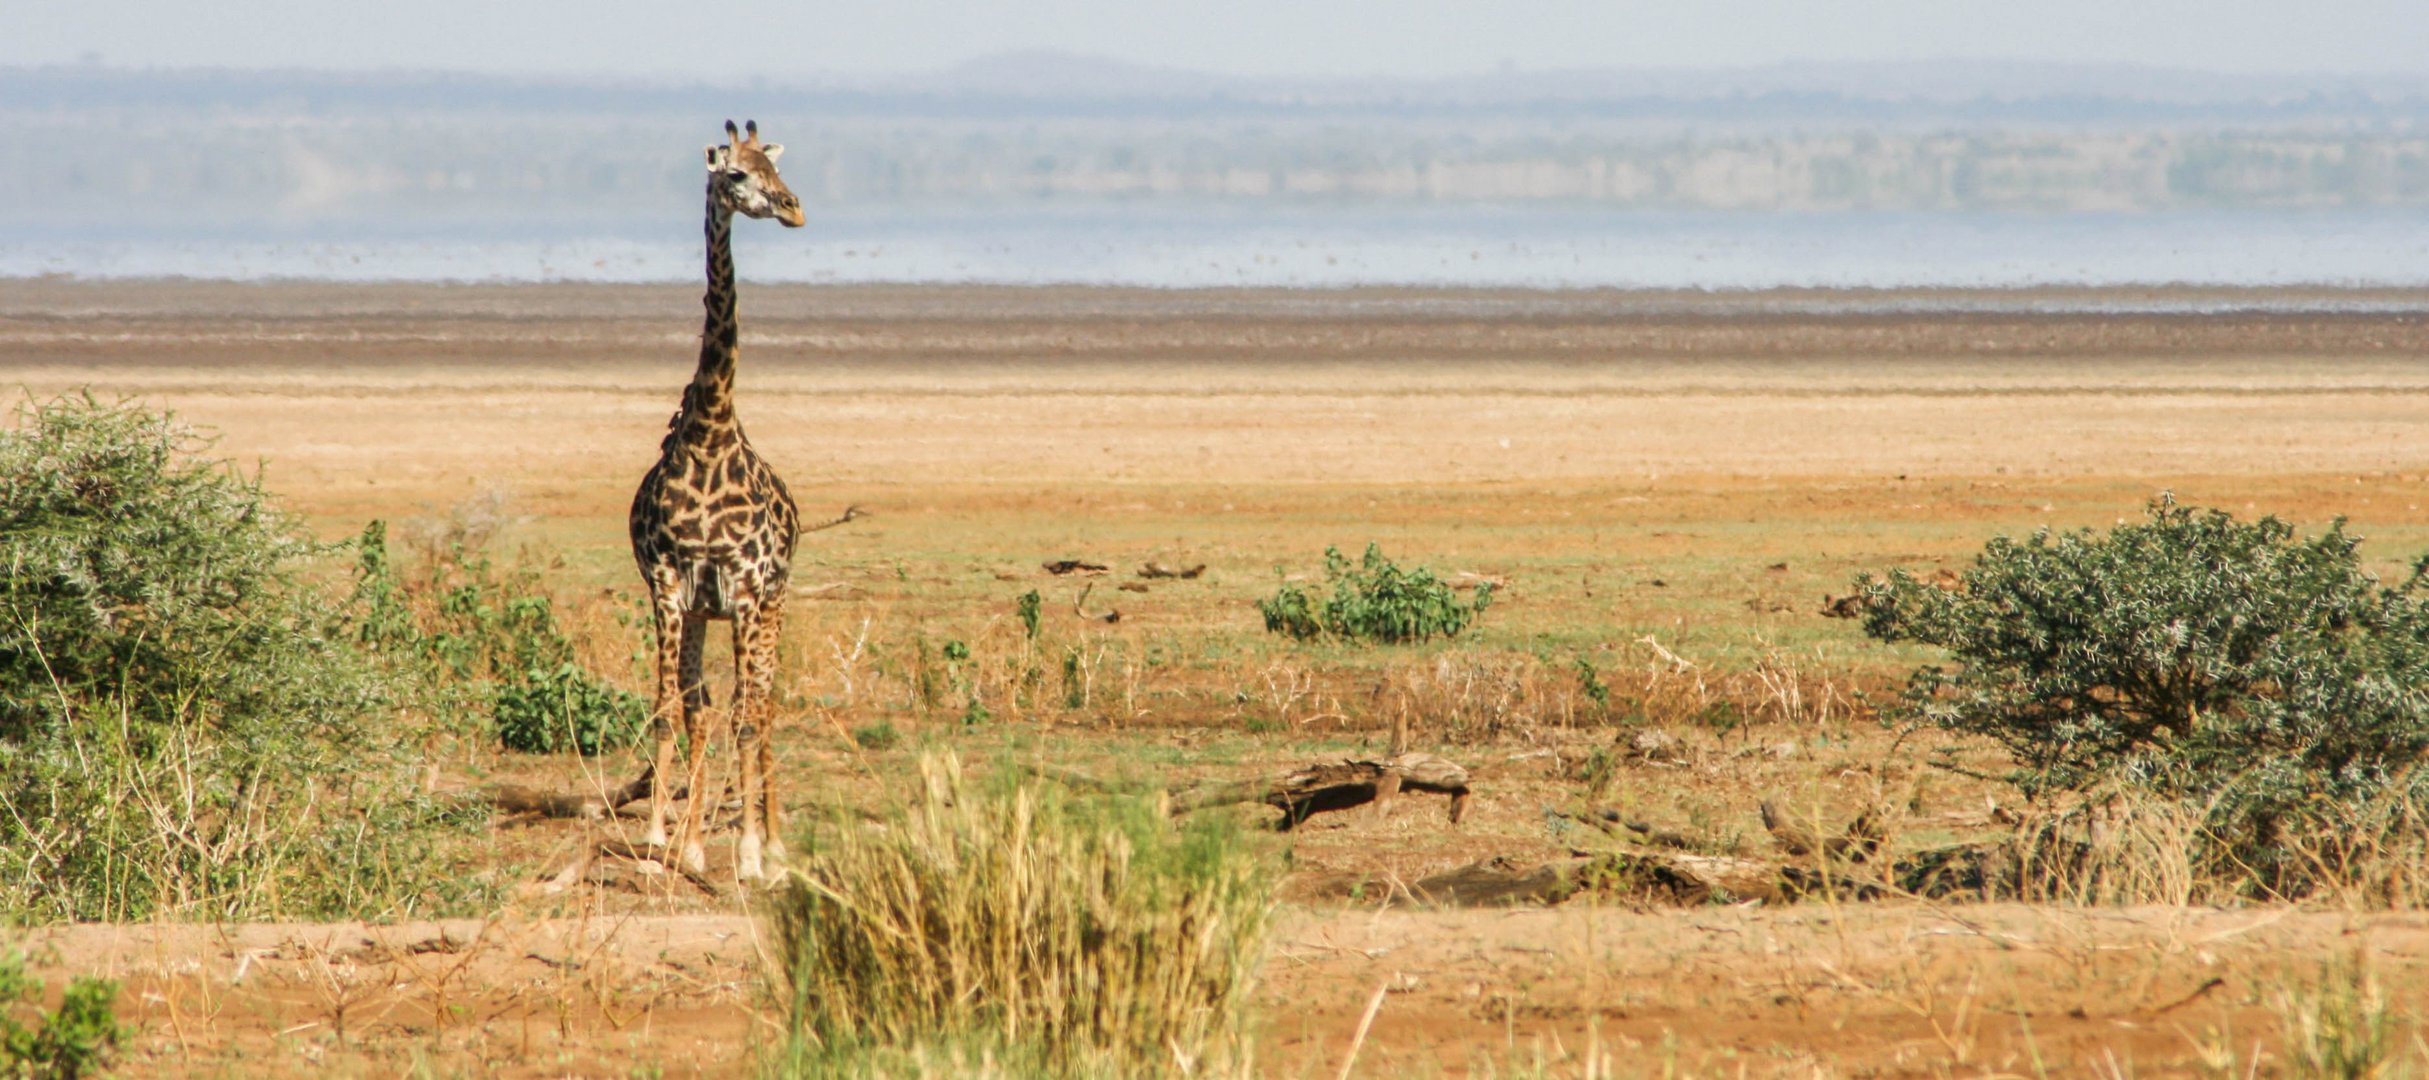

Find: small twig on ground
[1334,981,1391,1080]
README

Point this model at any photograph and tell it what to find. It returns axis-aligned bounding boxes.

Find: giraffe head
[705,119,805,228]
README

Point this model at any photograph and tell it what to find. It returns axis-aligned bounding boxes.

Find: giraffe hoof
[680,843,707,877]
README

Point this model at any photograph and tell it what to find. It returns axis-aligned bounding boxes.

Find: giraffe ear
[760,143,784,162]
[705,145,731,170]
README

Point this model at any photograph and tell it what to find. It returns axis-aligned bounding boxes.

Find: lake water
[4,207,2427,294]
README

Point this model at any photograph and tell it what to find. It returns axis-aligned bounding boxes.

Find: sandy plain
[5,280,2429,1076]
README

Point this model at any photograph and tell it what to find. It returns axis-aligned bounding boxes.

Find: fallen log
[1138,562,1207,579]
[1044,559,1110,576]
[1168,752,1471,829]
[1028,753,1471,830]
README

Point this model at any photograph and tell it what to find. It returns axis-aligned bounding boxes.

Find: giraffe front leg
[673,616,712,876]
[732,599,783,882]
[641,576,687,852]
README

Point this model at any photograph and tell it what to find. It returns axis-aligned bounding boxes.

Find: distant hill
[2,58,2425,234]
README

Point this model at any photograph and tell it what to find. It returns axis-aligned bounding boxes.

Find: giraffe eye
[724,169,748,182]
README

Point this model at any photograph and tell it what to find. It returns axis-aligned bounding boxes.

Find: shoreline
[8,277,2429,319]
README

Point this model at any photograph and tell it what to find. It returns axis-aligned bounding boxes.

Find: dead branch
[1167,753,1470,829]
[1044,559,1110,576]
[1760,798,1885,862]
[1551,808,1702,850]
[805,504,866,533]
[485,785,605,820]
[1024,753,1471,830]
[593,839,725,896]
[1138,562,1206,579]
[1017,763,1159,794]
[1619,816,1702,850]
[482,768,658,820]
[1073,582,1121,623]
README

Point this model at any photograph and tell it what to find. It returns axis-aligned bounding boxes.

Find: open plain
[6,280,2429,1076]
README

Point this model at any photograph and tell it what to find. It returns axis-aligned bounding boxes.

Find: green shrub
[0,946,121,1080]
[1016,589,1042,639]
[1258,544,1494,644]
[493,661,647,756]
[767,753,1275,1079]
[1861,497,2429,895]
[357,523,644,756]
[0,395,488,921]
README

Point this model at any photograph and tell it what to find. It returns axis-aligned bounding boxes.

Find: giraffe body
[628,120,805,881]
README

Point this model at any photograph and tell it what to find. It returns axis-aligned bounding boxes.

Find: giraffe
[627,119,809,882]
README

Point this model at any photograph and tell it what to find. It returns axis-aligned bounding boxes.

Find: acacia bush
[1862,497,2429,895]
[0,396,487,921]
[1259,543,1494,644]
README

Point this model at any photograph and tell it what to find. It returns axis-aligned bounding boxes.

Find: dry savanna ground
[5,280,2429,1076]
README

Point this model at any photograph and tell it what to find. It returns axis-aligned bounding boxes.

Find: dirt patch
[25,904,2428,1077]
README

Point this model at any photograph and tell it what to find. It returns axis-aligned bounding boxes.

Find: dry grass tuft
[1926,789,2429,908]
[764,753,1277,1078]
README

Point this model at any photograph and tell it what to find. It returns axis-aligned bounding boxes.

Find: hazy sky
[11,0,2423,79]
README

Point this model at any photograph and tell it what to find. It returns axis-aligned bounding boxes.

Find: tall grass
[1923,787,2429,907]
[2196,954,2420,1080]
[765,753,1277,1079]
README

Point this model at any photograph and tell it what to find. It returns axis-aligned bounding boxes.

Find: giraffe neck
[675,184,742,447]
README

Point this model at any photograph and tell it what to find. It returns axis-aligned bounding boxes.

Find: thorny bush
[0,395,488,922]
[1862,496,2429,896]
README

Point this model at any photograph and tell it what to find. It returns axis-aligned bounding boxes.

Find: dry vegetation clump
[1364,638,1861,745]
[0,395,489,922]
[766,753,1277,1079]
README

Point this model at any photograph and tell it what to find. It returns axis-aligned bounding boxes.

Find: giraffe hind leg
[732,596,785,882]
